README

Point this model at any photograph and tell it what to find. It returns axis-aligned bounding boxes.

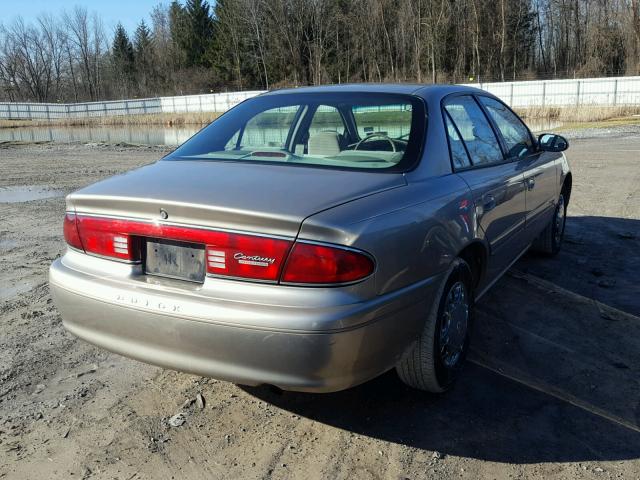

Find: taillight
[63,213,83,251]
[205,235,291,281]
[281,242,374,285]
[75,216,139,261]
[63,213,374,285]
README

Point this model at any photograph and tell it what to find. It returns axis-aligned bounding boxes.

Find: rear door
[443,95,527,277]
[477,95,558,240]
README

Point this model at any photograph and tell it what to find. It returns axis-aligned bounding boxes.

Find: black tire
[396,259,474,393]
[532,192,567,256]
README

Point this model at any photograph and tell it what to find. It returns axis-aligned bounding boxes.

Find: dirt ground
[0,130,639,480]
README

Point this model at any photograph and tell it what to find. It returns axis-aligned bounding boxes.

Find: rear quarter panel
[298,174,481,295]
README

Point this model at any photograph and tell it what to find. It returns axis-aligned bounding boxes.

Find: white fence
[2,76,640,120]
[159,90,265,114]
[0,98,162,120]
[0,90,265,120]
[463,75,640,108]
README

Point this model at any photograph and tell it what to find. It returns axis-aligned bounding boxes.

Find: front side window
[479,96,534,158]
[167,92,426,171]
[444,95,503,166]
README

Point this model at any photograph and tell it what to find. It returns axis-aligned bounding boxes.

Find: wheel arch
[562,171,572,204]
[456,240,488,291]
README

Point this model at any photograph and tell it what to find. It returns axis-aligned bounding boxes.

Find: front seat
[308,131,341,156]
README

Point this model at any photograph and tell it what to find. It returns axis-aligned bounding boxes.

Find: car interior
[198,102,415,169]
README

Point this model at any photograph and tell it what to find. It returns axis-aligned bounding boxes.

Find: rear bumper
[49,251,443,392]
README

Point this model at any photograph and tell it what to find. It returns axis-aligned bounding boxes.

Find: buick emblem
[159,208,169,220]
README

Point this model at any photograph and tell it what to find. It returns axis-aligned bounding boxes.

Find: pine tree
[209,0,252,89]
[134,20,154,93]
[182,0,214,68]
[169,1,188,69]
[111,23,135,95]
[134,20,153,55]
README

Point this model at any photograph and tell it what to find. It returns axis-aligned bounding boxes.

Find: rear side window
[444,113,471,169]
[479,96,534,158]
[444,96,503,166]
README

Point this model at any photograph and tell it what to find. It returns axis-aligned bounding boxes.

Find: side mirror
[538,133,569,152]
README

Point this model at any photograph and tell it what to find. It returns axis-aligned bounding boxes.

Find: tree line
[1,0,639,103]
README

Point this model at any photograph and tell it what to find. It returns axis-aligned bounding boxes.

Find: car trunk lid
[67,160,406,237]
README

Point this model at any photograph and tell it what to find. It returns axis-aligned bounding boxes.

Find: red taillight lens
[63,213,83,251]
[281,242,374,285]
[64,214,292,279]
[76,216,138,261]
[205,235,291,281]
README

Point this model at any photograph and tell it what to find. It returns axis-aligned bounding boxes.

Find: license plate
[145,239,205,283]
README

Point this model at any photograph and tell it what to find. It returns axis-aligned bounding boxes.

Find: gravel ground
[0,126,639,479]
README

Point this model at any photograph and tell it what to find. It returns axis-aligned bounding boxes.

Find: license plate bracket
[145,239,205,283]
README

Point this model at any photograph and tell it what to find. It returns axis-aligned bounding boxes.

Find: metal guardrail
[1,76,640,120]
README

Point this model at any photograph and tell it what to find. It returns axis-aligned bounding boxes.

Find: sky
[0,0,162,34]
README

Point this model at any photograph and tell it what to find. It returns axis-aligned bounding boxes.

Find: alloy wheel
[554,194,566,244]
[438,281,469,368]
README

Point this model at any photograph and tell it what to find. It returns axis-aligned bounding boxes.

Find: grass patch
[515,105,640,123]
[554,116,640,133]
[0,112,222,128]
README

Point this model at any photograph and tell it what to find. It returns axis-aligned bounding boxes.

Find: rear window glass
[352,104,412,139]
[308,105,346,137]
[167,92,426,172]
[240,106,299,148]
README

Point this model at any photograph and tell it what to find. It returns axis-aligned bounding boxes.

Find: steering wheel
[354,133,396,152]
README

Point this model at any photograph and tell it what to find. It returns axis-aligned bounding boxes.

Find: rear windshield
[166,92,426,172]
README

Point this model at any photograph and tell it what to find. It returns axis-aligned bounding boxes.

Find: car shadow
[243,363,639,464]
[242,215,640,464]
[519,215,640,316]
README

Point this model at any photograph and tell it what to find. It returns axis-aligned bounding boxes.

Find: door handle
[483,194,497,212]
[526,177,536,190]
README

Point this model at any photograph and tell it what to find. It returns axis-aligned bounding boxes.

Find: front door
[521,151,559,237]
[477,96,559,240]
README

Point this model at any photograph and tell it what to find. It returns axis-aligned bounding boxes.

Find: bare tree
[37,14,66,101]
[63,7,106,100]
[240,0,270,89]
[632,0,640,74]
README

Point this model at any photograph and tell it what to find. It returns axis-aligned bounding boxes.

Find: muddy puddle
[0,282,36,301]
[0,185,63,203]
[0,238,18,250]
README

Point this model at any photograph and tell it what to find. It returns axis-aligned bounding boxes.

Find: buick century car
[49,84,571,393]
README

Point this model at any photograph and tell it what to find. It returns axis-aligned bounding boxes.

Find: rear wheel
[396,260,473,393]
[532,192,566,255]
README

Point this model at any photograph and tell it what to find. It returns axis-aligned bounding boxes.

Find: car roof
[261,83,487,100]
